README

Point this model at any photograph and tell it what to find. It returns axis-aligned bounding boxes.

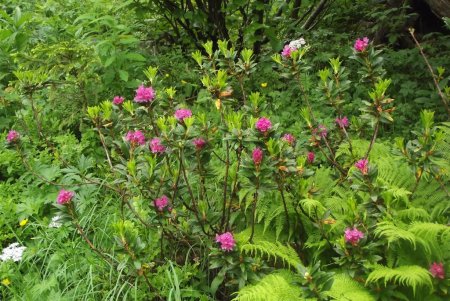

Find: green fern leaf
[232,270,304,301]
[235,227,302,269]
[374,221,417,249]
[299,198,325,216]
[327,273,376,301]
[366,265,432,295]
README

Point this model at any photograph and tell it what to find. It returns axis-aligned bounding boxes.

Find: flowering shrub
[1,34,449,301]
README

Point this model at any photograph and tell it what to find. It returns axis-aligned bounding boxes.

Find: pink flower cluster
[335,116,349,129]
[307,152,315,164]
[282,133,295,145]
[252,147,263,166]
[344,227,364,246]
[57,189,75,205]
[354,37,369,52]
[113,96,124,105]
[134,85,155,103]
[281,45,294,58]
[255,117,272,133]
[355,158,369,175]
[154,195,169,211]
[150,138,166,154]
[193,138,206,150]
[6,130,19,143]
[174,109,192,121]
[429,262,445,279]
[125,130,146,146]
[215,232,236,251]
[313,124,327,138]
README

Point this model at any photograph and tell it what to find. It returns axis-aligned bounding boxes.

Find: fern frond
[299,198,325,216]
[366,265,432,295]
[327,273,376,301]
[240,241,301,268]
[396,208,430,222]
[232,270,304,301]
[412,179,448,209]
[409,222,450,259]
[409,222,450,242]
[235,227,302,268]
[376,157,414,190]
[374,221,417,249]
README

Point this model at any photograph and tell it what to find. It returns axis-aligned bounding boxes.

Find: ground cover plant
[1,1,449,300]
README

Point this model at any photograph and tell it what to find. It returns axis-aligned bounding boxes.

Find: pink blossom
[354,37,369,52]
[174,109,192,121]
[252,147,263,166]
[154,195,169,211]
[6,130,19,143]
[313,124,327,138]
[134,85,155,103]
[193,138,206,150]
[344,227,364,246]
[282,133,295,145]
[255,117,272,133]
[307,152,315,164]
[215,232,236,251]
[57,189,75,205]
[150,138,166,154]
[125,130,146,146]
[429,262,445,279]
[335,116,349,129]
[281,45,295,58]
[355,158,369,175]
[113,96,124,105]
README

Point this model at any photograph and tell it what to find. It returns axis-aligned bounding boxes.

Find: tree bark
[302,0,329,30]
[423,0,450,18]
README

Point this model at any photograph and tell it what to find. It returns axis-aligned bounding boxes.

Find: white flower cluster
[0,242,26,262]
[289,38,306,49]
[48,215,63,228]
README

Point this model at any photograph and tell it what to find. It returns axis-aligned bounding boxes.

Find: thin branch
[409,28,450,117]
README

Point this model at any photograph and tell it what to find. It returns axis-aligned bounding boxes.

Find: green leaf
[119,70,129,82]
[125,53,146,61]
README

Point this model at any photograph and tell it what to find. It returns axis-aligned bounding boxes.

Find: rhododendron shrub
[6,36,449,301]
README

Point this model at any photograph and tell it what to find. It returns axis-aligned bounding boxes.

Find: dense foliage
[1,1,449,300]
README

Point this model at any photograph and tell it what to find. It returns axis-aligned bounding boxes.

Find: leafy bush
[1,2,449,301]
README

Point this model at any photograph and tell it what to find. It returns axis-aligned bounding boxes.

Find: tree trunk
[302,0,329,30]
[423,0,450,18]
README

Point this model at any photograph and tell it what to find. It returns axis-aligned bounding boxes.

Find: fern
[235,227,302,269]
[409,222,450,242]
[376,157,414,190]
[299,198,325,216]
[396,208,430,222]
[412,179,449,209]
[366,265,432,295]
[374,221,418,249]
[232,270,305,301]
[336,140,394,163]
[327,273,376,301]
[409,222,450,260]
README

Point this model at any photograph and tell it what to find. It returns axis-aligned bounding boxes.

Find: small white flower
[0,242,26,262]
[48,215,63,228]
[289,38,306,49]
